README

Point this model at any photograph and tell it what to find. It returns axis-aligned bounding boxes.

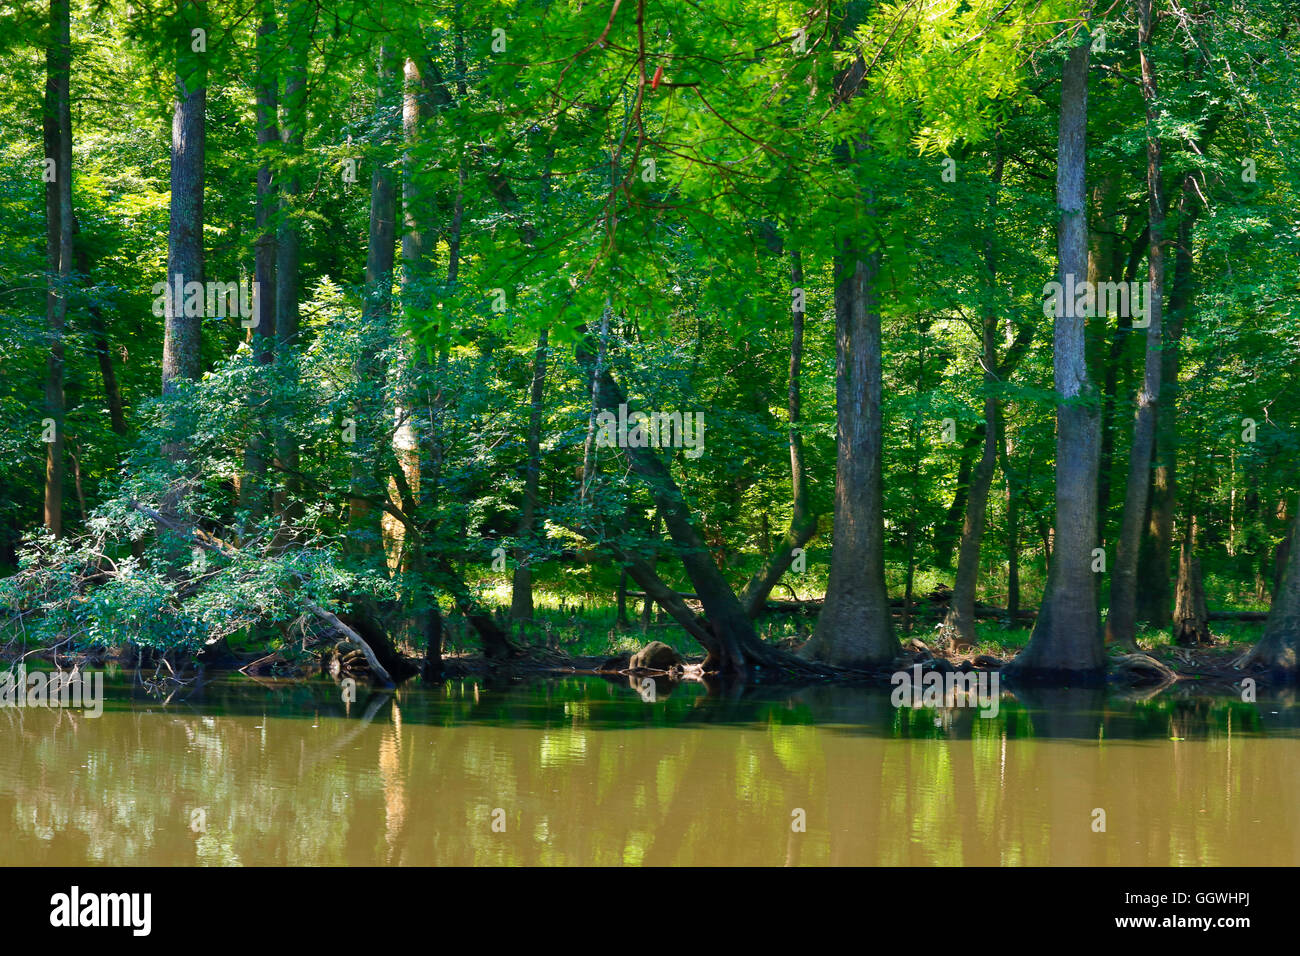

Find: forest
[1,0,1298,689]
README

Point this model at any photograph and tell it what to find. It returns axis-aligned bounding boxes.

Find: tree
[941,152,1037,650]
[1251,504,1300,678]
[1105,0,1167,650]
[800,19,896,668]
[737,246,820,618]
[241,0,279,523]
[1004,22,1105,681]
[348,41,399,553]
[272,0,310,543]
[510,329,548,620]
[161,0,206,402]
[42,0,73,537]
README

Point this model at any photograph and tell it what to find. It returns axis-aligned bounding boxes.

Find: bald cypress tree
[1004,24,1105,681]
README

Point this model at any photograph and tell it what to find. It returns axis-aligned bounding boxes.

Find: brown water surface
[1,674,1296,865]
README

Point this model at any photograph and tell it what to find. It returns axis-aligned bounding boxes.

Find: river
[1,672,1296,865]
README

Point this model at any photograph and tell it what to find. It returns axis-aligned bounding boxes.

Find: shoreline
[2,635,1283,694]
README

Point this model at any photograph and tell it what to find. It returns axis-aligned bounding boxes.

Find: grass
[444,556,1268,661]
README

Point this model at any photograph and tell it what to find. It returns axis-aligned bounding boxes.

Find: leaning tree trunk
[573,332,790,678]
[1004,33,1105,682]
[43,0,73,537]
[1106,0,1167,651]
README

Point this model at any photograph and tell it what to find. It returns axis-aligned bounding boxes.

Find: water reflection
[1,673,1296,865]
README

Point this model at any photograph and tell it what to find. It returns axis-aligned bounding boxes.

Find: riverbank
[4,627,1282,695]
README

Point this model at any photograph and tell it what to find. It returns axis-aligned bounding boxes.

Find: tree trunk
[390,57,426,572]
[421,602,444,681]
[934,432,982,569]
[1106,0,1166,651]
[511,330,549,620]
[1004,34,1104,681]
[801,241,897,667]
[42,0,73,537]
[573,331,786,677]
[902,321,927,636]
[616,569,630,629]
[1274,518,1292,599]
[737,248,819,617]
[1091,175,1134,529]
[794,15,897,668]
[73,241,127,436]
[1139,174,1206,625]
[642,511,661,631]
[1002,407,1021,617]
[1173,540,1212,647]
[162,0,205,402]
[390,55,449,664]
[272,0,309,544]
[434,557,516,659]
[942,152,1005,650]
[349,43,400,553]
[1250,504,1300,678]
[241,2,279,524]
[579,305,611,501]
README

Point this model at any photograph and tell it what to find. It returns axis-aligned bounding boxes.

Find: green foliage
[1,0,1297,664]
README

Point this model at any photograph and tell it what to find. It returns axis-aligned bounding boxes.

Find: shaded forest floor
[3,575,1278,692]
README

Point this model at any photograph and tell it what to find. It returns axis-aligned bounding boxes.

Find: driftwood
[305,604,394,683]
[1111,653,1178,686]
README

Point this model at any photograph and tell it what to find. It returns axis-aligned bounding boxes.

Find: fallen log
[305,604,394,684]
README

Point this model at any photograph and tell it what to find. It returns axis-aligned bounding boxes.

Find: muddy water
[1,674,1297,866]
